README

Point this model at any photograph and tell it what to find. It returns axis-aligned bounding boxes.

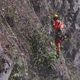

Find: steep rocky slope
[0,0,80,80]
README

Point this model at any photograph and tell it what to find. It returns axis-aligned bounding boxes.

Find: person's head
[53,14,59,21]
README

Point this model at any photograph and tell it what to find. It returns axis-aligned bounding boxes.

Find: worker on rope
[52,14,65,58]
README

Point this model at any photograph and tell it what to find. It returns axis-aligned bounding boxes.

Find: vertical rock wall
[0,0,80,80]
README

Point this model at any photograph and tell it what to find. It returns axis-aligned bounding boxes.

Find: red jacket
[53,20,64,31]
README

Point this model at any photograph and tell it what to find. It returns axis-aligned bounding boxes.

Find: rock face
[0,0,80,80]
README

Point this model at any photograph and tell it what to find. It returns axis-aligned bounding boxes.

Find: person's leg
[57,42,61,55]
[55,40,61,56]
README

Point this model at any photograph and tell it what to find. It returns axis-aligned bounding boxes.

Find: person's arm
[60,22,68,39]
[59,21,65,37]
[60,22,64,29]
[50,19,55,36]
[51,20,53,27]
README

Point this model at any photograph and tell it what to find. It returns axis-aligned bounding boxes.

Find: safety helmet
[53,14,59,20]
[54,14,59,17]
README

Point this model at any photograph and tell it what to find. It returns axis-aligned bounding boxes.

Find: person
[52,14,65,58]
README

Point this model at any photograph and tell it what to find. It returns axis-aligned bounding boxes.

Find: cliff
[0,0,80,80]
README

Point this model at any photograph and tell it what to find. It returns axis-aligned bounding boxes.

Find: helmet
[54,14,58,18]
[53,14,59,20]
